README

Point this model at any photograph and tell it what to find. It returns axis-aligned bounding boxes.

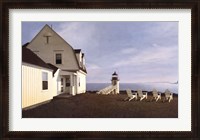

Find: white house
[22,24,87,108]
[22,47,59,108]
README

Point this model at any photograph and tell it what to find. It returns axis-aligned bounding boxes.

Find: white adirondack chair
[137,89,148,101]
[152,88,161,102]
[164,89,173,102]
[125,89,137,101]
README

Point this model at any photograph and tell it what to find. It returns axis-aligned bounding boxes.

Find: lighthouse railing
[97,85,117,95]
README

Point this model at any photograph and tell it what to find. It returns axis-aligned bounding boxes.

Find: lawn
[22,92,178,118]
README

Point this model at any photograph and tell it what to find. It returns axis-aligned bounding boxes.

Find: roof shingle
[22,47,52,70]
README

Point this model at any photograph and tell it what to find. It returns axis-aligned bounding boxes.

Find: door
[61,78,64,93]
[65,76,70,93]
[73,75,77,94]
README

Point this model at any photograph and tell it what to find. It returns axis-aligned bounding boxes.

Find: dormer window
[56,53,62,64]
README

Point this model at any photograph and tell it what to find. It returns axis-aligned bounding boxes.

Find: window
[56,53,62,64]
[61,78,63,85]
[66,77,70,87]
[42,72,48,90]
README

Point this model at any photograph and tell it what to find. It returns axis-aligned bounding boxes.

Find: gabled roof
[47,63,59,74]
[74,49,87,73]
[80,67,87,73]
[74,49,81,53]
[22,47,52,70]
[27,24,87,74]
[43,24,87,74]
[22,42,30,48]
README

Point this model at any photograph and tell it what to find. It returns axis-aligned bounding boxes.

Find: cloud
[87,63,101,70]
[56,22,97,51]
[22,22,178,83]
[121,47,137,54]
[113,44,178,68]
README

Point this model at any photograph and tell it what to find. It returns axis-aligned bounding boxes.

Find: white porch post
[70,74,75,96]
[74,74,78,94]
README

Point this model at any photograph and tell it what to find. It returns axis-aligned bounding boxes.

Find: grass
[22,92,178,118]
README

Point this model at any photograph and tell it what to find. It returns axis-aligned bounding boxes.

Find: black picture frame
[1,0,200,139]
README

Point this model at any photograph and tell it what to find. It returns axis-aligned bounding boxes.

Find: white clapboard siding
[25,25,87,96]
[22,64,57,108]
[77,71,86,94]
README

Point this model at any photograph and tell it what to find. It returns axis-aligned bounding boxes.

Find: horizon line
[87,81,178,84]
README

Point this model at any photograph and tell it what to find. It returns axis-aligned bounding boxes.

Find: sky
[22,21,178,83]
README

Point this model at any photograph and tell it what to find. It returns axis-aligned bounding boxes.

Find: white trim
[78,69,87,75]
[41,71,49,91]
[59,70,76,75]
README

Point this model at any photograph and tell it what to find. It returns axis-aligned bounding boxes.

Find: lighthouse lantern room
[111,71,120,94]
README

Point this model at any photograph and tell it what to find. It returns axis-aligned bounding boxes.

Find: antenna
[51,24,53,29]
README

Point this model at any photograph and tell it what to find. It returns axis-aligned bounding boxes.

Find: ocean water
[86,83,178,93]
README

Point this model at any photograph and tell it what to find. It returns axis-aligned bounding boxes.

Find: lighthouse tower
[111,71,120,94]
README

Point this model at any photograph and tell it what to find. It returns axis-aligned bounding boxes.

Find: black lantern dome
[111,71,119,81]
[112,71,118,76]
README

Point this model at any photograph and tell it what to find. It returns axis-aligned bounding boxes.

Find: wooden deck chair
[124,89,137,101]
[164,89,173,102]
[137,89,148,101]
[152,88,161,102]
